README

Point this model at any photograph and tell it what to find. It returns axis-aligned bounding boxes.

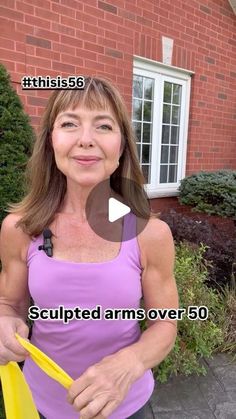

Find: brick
[218,93,227,100]
[118,9,135,21]
[98,19,117,32]
[0,48,25,63]
[84,59,104,72]
[61,0,84,10]
[97,36,116,49]
[0,6,24,22]
[76,29,96,43]
[52,61,76,73]
[215,73,225,80]
[61,54,84,68]
[16,63,27,73]
[84,42,104,54]
[15,42,26,53]
[75,11,98,25]
[16,1,34,15]
[60,35,83,49]
[36,47,60,61]
[84,5,104,19]
[136,15,153,27]
[77,49,97,61]
[26,0,51,9]
[25,15,51,29]
[33,29,58,43]
[35,7,60,22]
[0,38,15,50]
[205,56,215,65]
[26,36,51,49]
[200,5,211,15]
[98,1,117,15]
[26,55,52,69]
[106,48,123,59]
[84,23,104,36]
[0,60,15,71]
[61,15,80,29]
[28,96,48,107]
[51,23,75,36]
[51,3,76,18]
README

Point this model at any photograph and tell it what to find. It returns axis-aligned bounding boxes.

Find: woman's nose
[76,127,95,147]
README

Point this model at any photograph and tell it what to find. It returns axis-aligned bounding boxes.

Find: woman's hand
[0,316,29,364]
[67,348,145,419]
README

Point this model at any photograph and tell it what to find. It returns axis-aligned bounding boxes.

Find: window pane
[133,75,143,98]
[133,122,141,142]
[136,143,141,160]
[169,146,178,163]
[172,106,180,125]
[143,101,152,122]
[161,145,169,163]
[171,126,179,144]
[142,165,150,183]
[143,123,151,142]
[169,165,178,182]
[173,84,181,105]
[133,99,142,121]
[163,104,171,123]
[144,78,153,100]
[162,125,170,144]
[160,165,168,183]
[142,145,151,164]
[164,82,172,103]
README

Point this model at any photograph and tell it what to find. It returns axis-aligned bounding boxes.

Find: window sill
[146,188,180,198]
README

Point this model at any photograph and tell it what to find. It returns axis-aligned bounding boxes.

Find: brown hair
[8,77,153,237]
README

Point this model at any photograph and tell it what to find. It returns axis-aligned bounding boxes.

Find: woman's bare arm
[0,214,31,362]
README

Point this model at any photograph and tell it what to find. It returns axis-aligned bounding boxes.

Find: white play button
[108,197,130,222]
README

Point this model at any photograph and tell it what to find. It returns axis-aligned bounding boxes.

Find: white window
[132,57,193,198]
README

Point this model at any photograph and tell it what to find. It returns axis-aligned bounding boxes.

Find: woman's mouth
[73,157,102,166]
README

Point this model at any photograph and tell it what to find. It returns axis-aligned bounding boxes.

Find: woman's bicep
[139,219,179,327]
[0,214,31,318]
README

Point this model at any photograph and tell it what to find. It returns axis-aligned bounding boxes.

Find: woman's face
[51,103,122,187]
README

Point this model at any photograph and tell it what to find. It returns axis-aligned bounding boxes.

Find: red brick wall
[1,0,236,178]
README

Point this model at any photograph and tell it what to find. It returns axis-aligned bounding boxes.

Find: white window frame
[133,56,194,198]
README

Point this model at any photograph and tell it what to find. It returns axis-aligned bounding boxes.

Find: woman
[0,77,178,419]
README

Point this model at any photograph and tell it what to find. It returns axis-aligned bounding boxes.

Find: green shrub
[0,64,35,225]
[178,170,236,219]
[148,242,225,383]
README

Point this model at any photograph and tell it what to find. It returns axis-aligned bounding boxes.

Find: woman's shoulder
[138,216,172,242]
[137,216,174,263]
[0,213,32,262]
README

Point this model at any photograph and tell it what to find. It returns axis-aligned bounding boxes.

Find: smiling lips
[72,155,102,166]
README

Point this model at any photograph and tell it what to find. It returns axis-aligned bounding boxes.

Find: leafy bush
[215,284,236,355]
[0,63,35,225]
[160,210,236,289]
[150,242,225,383]
[178,170,236,219]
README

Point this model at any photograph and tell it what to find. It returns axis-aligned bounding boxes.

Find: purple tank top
[23,212,154,419]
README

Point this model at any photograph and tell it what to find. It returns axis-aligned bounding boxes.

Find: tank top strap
[121,212,142,269]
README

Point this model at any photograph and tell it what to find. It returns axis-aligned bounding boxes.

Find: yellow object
[15,333,73,389]
[0,333,74,419]
[0,361,40,419]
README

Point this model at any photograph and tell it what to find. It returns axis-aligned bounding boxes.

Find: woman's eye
[98,124,112,131]
[61,122,76,128]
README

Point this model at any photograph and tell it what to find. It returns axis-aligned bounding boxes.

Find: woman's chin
[73,174,107,188]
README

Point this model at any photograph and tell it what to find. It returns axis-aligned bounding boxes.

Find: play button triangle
[108,197,130,222]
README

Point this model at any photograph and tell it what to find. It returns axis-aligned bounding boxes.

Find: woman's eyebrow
[93,115,116,124]
[57,112,80,120]
[57,113,116,124]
